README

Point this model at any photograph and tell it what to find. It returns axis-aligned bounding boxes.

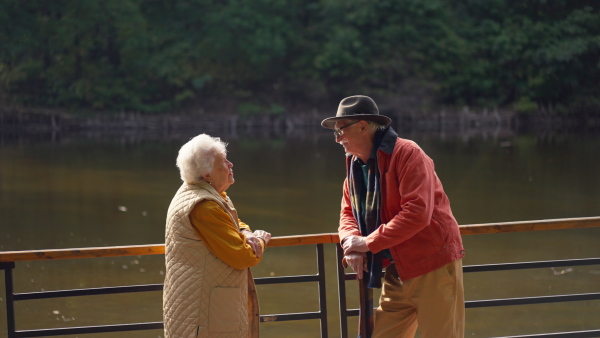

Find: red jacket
[339,130,465,281]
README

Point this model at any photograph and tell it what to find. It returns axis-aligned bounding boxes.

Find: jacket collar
[346,126,398,164]
[376,126,397,155]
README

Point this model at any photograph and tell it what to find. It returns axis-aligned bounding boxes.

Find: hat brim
[321,114,392,129]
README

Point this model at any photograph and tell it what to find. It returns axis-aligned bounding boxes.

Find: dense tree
[448,0,600,111]
[0,0,598,114]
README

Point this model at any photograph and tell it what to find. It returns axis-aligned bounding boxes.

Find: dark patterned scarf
[347,129,386,289]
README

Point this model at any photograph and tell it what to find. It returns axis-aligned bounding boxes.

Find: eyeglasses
[333,120,360,138]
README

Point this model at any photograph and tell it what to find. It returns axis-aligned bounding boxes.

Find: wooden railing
[2,217,599,263]
[1,216,600,337]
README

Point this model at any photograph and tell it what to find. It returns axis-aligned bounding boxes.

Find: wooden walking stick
[358,272,374,338]
[343,255,374,338]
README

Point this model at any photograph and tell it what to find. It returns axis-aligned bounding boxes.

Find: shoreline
[1,108,598,144]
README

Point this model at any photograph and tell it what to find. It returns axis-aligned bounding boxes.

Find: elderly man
[321,95,466,338]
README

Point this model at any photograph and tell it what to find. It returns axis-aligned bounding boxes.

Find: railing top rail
[459,216,600,235]
[1,217,598,263]
[0,233,339,263]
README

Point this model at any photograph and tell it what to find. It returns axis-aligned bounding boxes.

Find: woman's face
[203,152,234,193]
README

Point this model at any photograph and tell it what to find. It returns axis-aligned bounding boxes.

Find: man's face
[334,119,363,157]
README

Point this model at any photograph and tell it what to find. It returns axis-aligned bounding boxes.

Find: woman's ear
[202,173,211,182]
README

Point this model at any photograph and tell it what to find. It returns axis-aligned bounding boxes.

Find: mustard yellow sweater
[188,192,263,270]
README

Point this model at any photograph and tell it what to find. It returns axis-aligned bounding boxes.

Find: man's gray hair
[367,121,387,132]
[176,134,227,184]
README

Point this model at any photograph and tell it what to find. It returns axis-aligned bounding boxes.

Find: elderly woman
[163,134,271,338]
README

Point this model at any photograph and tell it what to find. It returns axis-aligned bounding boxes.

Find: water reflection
[0,126,599,337]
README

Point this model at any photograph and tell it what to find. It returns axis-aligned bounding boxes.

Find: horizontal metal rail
[465,292,600,308]
[12,284,164,301]
[255,274,321,285]
[339,258,600,314]
[340,257,600,280]
[261,312,322,323]
[463,257,600,272]
[10,322,164,338]
[493,330,600,338]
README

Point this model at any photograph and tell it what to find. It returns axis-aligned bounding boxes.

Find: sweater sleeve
[338,177,362,242]
[189,200,263,270]
[239,221,251,232]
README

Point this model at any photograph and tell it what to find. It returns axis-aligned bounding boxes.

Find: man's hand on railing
[342,235,369,255]
[342,252,368,279]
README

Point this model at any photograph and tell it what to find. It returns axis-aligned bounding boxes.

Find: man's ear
[360,121,368,132]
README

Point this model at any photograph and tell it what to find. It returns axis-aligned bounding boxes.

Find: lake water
[0,124,599,337]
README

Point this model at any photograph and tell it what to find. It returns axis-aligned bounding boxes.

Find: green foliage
[268,103,286,116]
[514,97,537,114]
[315,0,463,91]
[237,102,286,117]
[0,0,598,113]
[237,102,262,117]
[447,0,600,108]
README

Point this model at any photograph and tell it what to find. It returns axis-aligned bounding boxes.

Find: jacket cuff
[365,232,383,254]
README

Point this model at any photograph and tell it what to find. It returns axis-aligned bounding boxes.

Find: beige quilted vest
[163,182,249,338]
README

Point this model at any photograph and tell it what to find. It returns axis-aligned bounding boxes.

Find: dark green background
[1,0,598,115]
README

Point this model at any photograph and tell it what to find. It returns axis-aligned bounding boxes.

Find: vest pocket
[209,287,242,333]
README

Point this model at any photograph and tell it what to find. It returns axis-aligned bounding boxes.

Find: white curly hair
[176,134,227,184]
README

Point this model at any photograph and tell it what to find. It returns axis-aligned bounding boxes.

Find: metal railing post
[1,262,16,338]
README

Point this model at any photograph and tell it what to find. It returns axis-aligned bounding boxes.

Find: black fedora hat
[321,95,392,129]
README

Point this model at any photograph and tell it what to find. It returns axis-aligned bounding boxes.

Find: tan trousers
[371,259,465,338]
